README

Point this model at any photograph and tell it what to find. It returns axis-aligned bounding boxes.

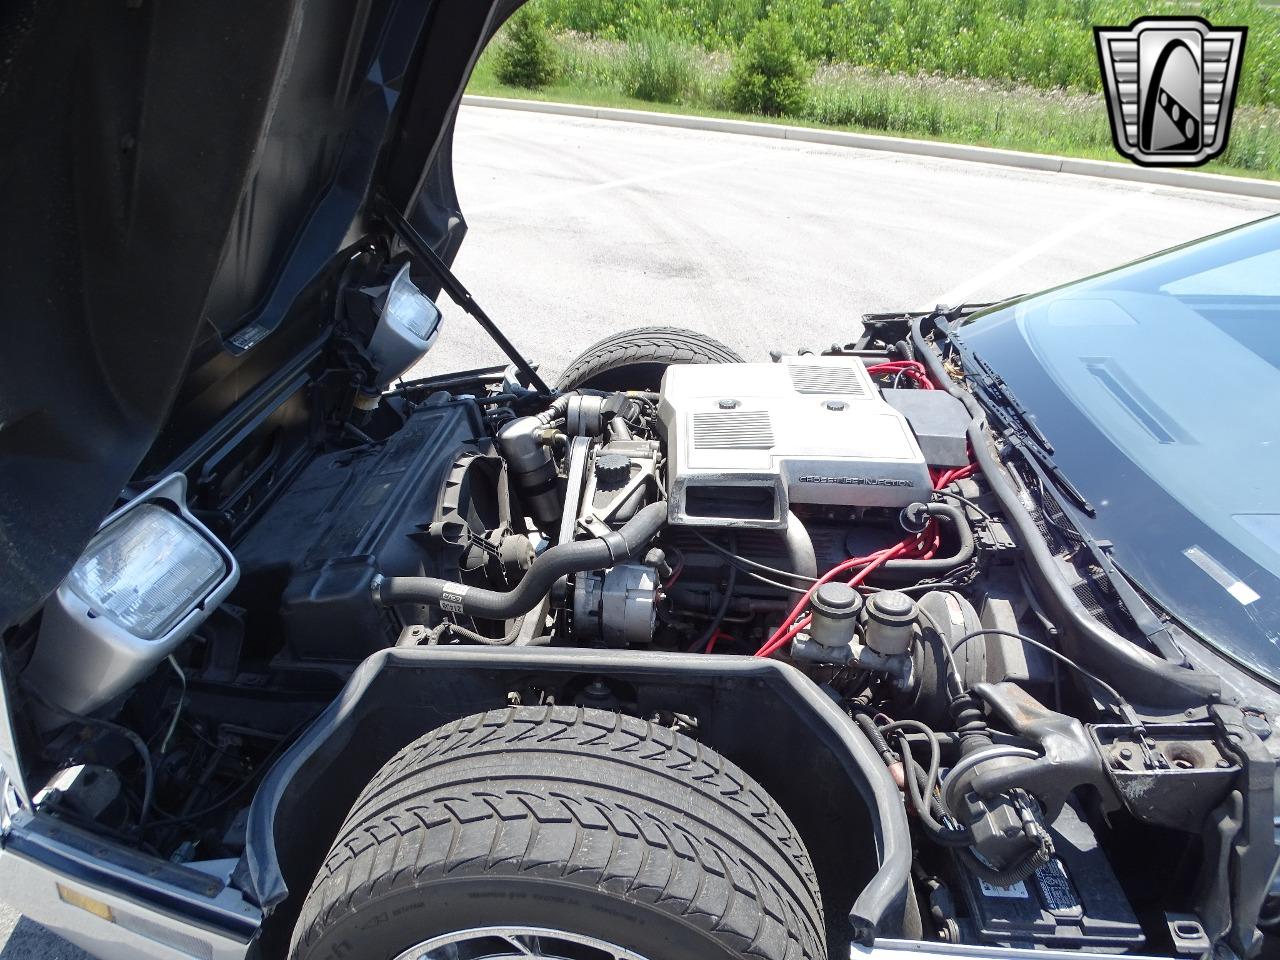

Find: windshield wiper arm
[942,325,1096,517]
[966,351,1054,450]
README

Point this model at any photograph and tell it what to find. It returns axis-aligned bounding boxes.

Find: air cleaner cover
[658,357,931,528]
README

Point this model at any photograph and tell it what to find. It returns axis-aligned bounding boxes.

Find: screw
[717,398,740,410]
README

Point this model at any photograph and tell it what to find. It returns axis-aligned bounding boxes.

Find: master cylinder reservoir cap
[864,590,917,656]
[809,582,863,649]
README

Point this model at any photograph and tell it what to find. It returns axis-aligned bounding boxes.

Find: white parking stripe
[930,185,1156,308]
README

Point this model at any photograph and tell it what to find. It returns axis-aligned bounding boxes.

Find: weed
[621,30,700,102]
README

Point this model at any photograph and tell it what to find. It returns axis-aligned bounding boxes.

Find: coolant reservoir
[366,262,443,390]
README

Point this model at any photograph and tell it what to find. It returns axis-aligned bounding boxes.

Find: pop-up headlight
[67,504,226,641]
[365,262,443,391]
[25,474,238,718]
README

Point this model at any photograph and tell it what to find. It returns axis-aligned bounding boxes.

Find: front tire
[290,706,825,960]
[555,326,743,392]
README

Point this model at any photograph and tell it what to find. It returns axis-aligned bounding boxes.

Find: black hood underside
[0,0,513,634]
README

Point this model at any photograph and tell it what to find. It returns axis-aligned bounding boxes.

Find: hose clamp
[600,530,628,562]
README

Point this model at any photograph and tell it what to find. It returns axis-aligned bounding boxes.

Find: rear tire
[556,326,743,392]
[290,706,825,960]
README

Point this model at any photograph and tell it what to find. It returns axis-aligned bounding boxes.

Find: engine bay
[6,287,1274,958]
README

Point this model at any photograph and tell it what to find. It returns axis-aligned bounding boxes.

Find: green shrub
[494,7,560,88]
[620,30,699,101]
[725,16,809,115]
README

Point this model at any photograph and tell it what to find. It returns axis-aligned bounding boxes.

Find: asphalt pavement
[413,106,1279,382]
[3,104,1278,959]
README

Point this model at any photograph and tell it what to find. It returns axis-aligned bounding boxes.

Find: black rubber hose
[852,711,895,761]
[880,502,974,575]
[910,317,1219,708]
[375,501,668,620]
[907,759,976,849]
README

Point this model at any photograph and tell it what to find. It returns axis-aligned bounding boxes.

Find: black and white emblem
[1095,17,1247,167]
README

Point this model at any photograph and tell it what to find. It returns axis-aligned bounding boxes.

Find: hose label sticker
[978,878,1029,899]
[440,585,469,614]
[1183,545,1260,605]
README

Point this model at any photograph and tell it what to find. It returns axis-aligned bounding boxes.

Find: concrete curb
[462,94,1280,202]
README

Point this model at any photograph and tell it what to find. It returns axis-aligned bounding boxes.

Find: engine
[391,354,978,662]
[214,352,978,664]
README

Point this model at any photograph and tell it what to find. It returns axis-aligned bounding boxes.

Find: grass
[534,0,1280,107]
[469,31,1280,180]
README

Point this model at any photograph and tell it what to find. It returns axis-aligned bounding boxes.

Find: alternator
[573,562,659,647]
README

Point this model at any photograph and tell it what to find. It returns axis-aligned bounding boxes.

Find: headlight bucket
[24,473,238,718]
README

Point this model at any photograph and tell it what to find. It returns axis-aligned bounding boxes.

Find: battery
[955,800,1145,951]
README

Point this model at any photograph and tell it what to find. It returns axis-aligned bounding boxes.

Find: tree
[494,6,559,89]
[726,16,809,116]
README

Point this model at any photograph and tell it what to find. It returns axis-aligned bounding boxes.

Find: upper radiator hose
[373,501,668,620]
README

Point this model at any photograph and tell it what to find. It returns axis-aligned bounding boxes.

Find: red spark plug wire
[753,433,978,658]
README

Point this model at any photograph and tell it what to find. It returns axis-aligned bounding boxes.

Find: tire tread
[555,326,742,391]
[291,706,824,960]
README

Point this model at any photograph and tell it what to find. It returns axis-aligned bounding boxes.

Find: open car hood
[0,0,517,635]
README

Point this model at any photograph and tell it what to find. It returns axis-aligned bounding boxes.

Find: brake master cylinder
[809,583,862,649]
[863,591,917,655]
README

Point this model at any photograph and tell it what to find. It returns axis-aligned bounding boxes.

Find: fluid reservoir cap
[812,582,863,620]
[866,590,916,626]
[595,453,631,487]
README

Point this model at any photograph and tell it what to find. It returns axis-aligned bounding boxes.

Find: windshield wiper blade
[966,351,1054,451]
[943,326,1096,517]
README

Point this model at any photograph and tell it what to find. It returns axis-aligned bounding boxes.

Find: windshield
[958,216,1280,679]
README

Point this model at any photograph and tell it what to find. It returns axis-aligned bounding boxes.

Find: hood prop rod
[376,196,551,394]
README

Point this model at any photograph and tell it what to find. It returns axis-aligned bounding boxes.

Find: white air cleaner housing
[657,357,931,528]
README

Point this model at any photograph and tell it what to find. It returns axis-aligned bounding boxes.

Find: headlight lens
[66,503,226,640]
[383,262,441,341]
